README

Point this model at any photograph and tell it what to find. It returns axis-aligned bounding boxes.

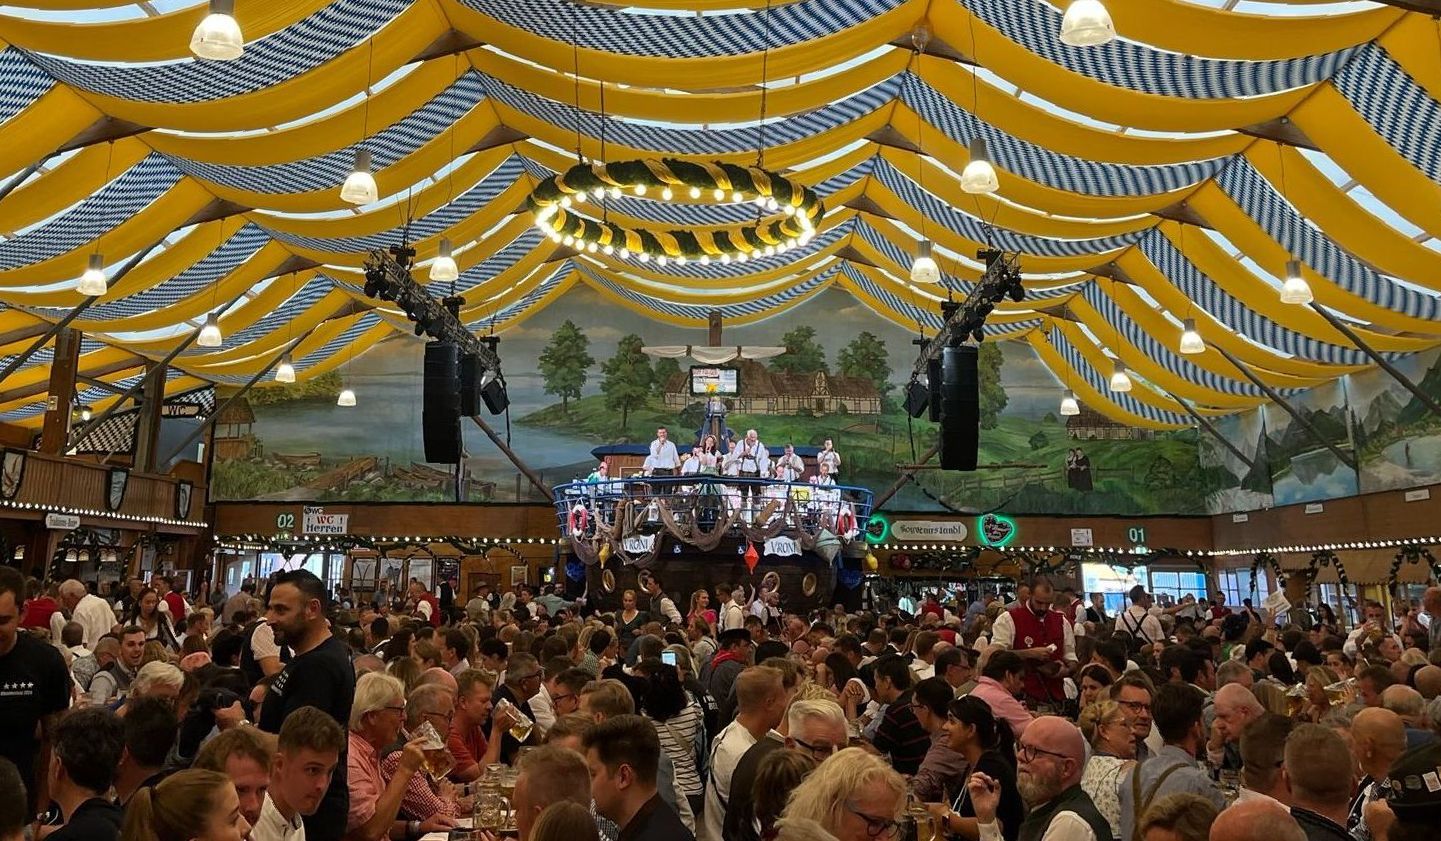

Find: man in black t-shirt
[0,566,69,814]
[259,570,356,841]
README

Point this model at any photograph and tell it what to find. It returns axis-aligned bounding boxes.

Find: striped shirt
[871,690,930,775]
[650,700,704,797]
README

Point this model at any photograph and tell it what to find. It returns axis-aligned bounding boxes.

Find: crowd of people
[3,566,1441,841]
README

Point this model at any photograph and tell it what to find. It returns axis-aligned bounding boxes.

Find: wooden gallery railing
[7,451,203,525]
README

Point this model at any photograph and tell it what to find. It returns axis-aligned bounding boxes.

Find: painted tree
[770,325,828,375]
[600,333,653,432]
[978,341,1008,429]
[838,331,892,396]
[652,356,683,392]
[537,320,594,414]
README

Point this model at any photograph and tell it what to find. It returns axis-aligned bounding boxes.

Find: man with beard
[258,570,355,841]
[990,577,1078,711]
[968,715,1113,841]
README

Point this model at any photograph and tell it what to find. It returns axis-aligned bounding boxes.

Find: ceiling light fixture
[1280,259,1313,305]
[430,237,459,283]
[341,150,378,206]
[76,254,108,297]
[1060,389,1080,416]
[1059,0,1116,47]
[1109,360,1133,392]
[190,0,244,61]
[1179,318,1205,355]
[197,313,223,348]
[911,238,940,284]
[960,138,999,195]
[275,354,297,384]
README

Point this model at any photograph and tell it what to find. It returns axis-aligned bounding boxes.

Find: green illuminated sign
[864,512,891,545]
[977,513,1018,548]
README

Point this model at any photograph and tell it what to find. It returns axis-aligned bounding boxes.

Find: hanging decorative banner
[302,507,349,535]
[622,534,656,554]
[764,536,802,557]
[106,467,129,512]
[45,512,80,531]
[1,449,25,500]
[175,481,193,521]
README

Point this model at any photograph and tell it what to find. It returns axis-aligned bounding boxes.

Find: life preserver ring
[568,503,589,537]
[836,507,856,536]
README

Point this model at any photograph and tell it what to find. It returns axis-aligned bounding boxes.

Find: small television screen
[690,366,739,395]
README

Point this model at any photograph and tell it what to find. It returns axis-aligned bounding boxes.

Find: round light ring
[528,157,823,262]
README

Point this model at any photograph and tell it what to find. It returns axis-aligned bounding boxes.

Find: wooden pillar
[39,327,83,454]
[707,310,723,346]
[134,361,167,472]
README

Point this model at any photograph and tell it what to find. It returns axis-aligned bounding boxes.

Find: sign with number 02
[275,512,296,531]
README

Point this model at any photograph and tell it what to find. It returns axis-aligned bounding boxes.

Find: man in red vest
[989,576,1077,711]
[409,579,442,627]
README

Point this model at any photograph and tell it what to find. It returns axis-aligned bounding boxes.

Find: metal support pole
[1311,303,1441,420]
[468,414,551,499]
[1212,344,1356,471]
[0,159,48,207]
[0,239,165,384]
[157,337,305,469]
[1162,389,1256,470]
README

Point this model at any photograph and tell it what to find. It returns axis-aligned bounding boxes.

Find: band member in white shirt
[679,448,703,476]
[643,426,680,476]
[725,429,770,478]
[817,437,841,477]
[773,443,804,483]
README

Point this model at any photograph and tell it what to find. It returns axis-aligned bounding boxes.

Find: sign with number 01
[275,512,296,531]
[1127,526,1147,544]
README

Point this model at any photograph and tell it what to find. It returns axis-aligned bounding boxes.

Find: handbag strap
[1130,761,1186,841]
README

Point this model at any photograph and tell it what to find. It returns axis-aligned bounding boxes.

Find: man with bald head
[1211,798,1306,841]
[1414,665,1441,701]
[1379,685,1437,749]
[1206,682,1264,771]
[968,715,1112,841]
[1348,708,1407,841]
[1121,684,1225,841]
[417,667,458,695]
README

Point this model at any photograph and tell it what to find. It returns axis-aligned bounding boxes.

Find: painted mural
[208,285,1208,514]
[1200,346,1441,513]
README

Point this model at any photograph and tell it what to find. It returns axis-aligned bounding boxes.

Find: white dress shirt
[773,453,803,482]
[73,593,118,650]
[725,439,770,476]
[1344,627,1404,657]
[530,682,555,732]
[719,601,746,632]
[980,812,1095,841]
[1114,605,1164,646]
[251,792,306,841]
[644,439,680,471]
[991,608,1079,664]
[703,720,758,841]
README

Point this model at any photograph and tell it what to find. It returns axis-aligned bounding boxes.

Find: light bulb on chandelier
[911,239,940,284]
[429,238,459,283]
[340,150,378,206]
[960,137,999,195]
[75,253,108,297]
[190,0,244,61]
[1280,259,1313,305]
[1059,0,1116,47]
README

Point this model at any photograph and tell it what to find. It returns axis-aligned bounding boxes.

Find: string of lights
[1,499,205,529]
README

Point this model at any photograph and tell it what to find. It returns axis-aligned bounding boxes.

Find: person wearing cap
[1371,741,1441,841]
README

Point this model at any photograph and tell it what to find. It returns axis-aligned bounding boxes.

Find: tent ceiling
[0,0,1438,431]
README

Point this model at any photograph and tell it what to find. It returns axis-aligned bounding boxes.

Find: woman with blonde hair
[1299,665,1342,722]
[1076,700,1135,838]
[1251,681,1288,716]
[689,589,717,627]
[120,769,250,841]
[778,747,905,841]
[530,801,599,841]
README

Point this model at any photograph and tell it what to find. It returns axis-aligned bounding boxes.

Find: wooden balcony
[2,450,206,529]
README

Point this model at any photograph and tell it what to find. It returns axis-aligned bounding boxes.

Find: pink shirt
[346,731,383,838]
[968,676,1033,738]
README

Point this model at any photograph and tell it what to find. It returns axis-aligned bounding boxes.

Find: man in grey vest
[968,715,1114,841]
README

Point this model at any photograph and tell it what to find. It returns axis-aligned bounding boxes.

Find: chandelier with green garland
[527,158,823,266]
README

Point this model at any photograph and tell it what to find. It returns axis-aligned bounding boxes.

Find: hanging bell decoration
[744,542,760,574]
[865,551,879,571]
[597,542,611,567]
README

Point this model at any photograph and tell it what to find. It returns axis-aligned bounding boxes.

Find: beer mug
[495,697,534,744]
[473,787,505,831]
[415,720,455,783]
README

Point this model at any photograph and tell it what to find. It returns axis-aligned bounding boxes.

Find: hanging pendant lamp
[190,0,244,61]
[1280,259,1313,305]
[1059,0,1116,47]
[960,138,999,195]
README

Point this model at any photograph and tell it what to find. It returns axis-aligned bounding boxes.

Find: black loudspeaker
[423,342,461,464]
[459,353,483,417]
[927,358,943,422]
[480,377,509,415]
[904,380,930,418]
[939,345,979,471]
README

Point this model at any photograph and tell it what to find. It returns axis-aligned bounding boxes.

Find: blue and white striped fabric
[575,262,835,322]
[0,155,182,270]
[173,72,487,194]
[285,311,383,372]
[482,71,900,156]
[1136,233,1374,366]
[0,339,103,375]
[460,0,903,58]
[0,372,144,423]
[0,47,53,126]
[849,221,1083,302]
[871,157,1143,257]
[1215,161,1441,322]
[1082,284,1279,399]
[1044,327,1189,426]
[22,0,410,104]
[29,225,272,322]
[259,155,529,252]
[207,274,335,349]
[841,263,944,331]
[471,263,574,332]
[1332,43,1441,185]
[965,0,1356,100]
[901,75,1228,196]
[518,156,875,227]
